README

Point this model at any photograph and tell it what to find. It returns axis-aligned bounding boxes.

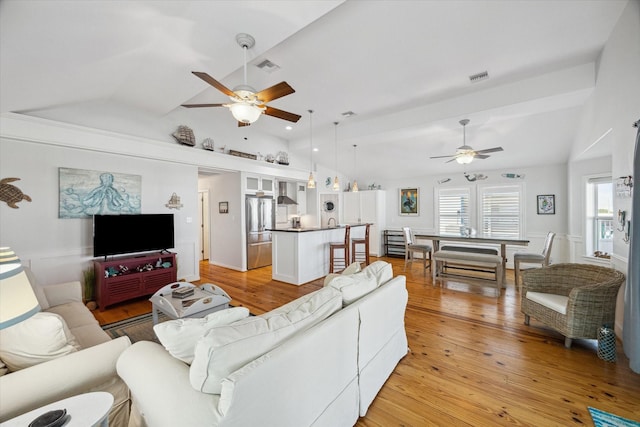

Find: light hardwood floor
[94,257,640,426]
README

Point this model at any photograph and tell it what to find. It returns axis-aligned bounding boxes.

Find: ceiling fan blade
[181,103,226,108]
[445,157,459,163]
[430,154,456,159]
[474,154,490,159]
[238,121,251,127]
[475,146,504,154]
[191,71,236,98]
[264,106,302,123]
[255,82,295,103]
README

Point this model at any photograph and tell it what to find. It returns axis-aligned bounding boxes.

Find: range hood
[277,182,297,205]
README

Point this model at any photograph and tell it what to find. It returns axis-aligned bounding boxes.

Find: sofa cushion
[0,359,7,377]
[361,261,393,287]
[322,262,362,287]
[154,307,251,364]
[0,312,81,372]
[189,287,342,394]
[526,292,568,315]
[326,273,378,306]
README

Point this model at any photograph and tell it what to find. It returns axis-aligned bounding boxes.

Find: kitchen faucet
[327,217,336,228]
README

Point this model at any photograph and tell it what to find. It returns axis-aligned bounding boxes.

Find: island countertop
[270,223,370,233]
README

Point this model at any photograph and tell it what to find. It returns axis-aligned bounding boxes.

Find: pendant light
[307,110,316,189]
[352,144,359,192]
[332,122,340,191]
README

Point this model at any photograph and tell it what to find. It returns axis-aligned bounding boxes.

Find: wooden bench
[432,250,503,297]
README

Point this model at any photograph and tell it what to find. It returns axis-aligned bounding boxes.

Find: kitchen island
[270,224,368,285]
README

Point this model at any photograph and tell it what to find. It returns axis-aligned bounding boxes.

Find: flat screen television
[93,214,174,257]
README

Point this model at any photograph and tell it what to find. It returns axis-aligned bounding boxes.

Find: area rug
[589,407,640,427]
[102,312,167,344]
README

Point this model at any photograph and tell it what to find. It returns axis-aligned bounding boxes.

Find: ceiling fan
[430,119,503,164]
[182,33,301,127]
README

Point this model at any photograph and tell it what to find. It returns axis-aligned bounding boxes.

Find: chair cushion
[154,307,251,364]
[526,292,568,315]
[514,253,545,263]
[408,244,431,252]
[0,312,80,372]
[189,287,342,394]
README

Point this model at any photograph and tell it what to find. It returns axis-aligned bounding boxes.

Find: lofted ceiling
[0,0,628,180]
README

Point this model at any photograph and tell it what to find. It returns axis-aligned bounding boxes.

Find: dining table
[414,233,530,282]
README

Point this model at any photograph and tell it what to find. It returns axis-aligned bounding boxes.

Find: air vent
[341,111,356,118]
[256,59,280,73]
[469,71,489,83]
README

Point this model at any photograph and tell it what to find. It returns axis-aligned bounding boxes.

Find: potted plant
[83,266,97,310]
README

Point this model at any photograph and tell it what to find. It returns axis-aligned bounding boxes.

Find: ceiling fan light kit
[431,118,503,164]
[182,33,301,126]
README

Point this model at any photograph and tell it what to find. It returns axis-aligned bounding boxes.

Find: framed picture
[537,194,555,215]
[399,188,419,216]
[219,201,229,214]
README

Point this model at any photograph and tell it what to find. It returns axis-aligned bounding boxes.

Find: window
[437,188,471,235]
[437,184,523,238]
[479,186,522,238]
[586,176,613,256]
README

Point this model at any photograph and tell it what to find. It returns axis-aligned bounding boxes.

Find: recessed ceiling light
[313,148,319,152]
[285,125,292,131]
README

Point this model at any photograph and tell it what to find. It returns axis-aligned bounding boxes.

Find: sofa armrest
[0,336,131,422]
[117,341,221,427]
[43,281,83,306]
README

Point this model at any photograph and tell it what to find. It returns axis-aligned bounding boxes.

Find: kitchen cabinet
[246,175,274,194]
[342,190,386,256]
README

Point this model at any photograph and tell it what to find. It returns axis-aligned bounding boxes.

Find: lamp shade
[0,247,40,329]
[229,102,263,124]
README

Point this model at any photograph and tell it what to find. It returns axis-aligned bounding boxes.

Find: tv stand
[94,252,177,311]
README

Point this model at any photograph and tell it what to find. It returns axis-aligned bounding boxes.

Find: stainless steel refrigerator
[246,195,275,269]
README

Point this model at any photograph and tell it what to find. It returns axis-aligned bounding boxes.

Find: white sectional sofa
[116,261,408,427]
[0,268,131,426]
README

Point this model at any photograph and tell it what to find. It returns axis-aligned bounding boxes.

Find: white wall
[568,0,640,337]
[379,163,569,267]
[0,136,200,285]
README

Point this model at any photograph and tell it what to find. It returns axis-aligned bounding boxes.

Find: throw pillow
[327,272,378,305]
[190,286,342,394]
[154,307,250,364]
[0,312,80,372]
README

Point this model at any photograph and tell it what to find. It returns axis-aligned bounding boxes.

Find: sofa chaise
[117,261,408,426]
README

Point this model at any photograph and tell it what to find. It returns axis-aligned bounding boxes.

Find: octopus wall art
[58,168,141,218]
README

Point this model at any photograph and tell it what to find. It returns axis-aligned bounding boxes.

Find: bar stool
[351,223,370,266]
[329,225,350,273]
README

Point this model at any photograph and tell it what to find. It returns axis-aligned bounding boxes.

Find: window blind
[438,188,470,235]
[480,186,521,238]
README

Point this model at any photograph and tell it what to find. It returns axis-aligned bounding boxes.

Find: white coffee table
[149,282,231,324]
[0,391,113,427]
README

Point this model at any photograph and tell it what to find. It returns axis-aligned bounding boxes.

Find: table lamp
[0,247,40,330]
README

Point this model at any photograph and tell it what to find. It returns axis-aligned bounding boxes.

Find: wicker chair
[521,263,625,348]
